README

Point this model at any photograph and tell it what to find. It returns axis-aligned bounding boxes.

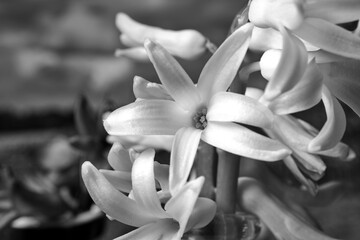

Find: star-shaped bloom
[244,29,354,194]
[115,12,214,61]
[248,0,360,60]
[104,23,292,191]
[82,148,216,240]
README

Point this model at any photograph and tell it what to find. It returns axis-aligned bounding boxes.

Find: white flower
[115,12,213,61]
[82,148,216,240]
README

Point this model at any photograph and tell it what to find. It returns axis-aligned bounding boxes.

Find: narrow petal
[207,92,274,129]
[317,142,355,161]
[308,86,346,152]
[304,0,360,24]
[115,47,149,61]
[295,18,360,60]
[133,76,172,100]
[115,221,176,240]
[165,177,205,239]
[110,135,174,152]
[268,60,323,115]
[283,156,317,195]
[81,162,154,227]
[263,27,308,101]
[320,60,360,118]
[104,100,191,136]
[197,23,253,103]
[169,127,202,195]
[131,149,168,219]
[100,170,132,193]
[292,149,326,180]
[144,40,202,112]
[107,143,132,172]
[185,198,217,230]
[202,122,291,161]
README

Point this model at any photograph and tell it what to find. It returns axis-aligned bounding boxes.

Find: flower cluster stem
[216,149,240,214]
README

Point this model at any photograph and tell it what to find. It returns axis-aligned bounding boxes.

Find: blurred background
[1,0,360,240]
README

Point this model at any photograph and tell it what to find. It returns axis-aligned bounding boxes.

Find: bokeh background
[1,0,360,240]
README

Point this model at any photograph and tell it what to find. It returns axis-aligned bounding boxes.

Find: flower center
[193,108,208,130]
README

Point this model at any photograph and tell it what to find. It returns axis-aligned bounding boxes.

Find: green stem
[216,149,240,214]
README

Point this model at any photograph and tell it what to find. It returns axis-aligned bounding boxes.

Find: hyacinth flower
[114,12,216,61]
[99,143,171,201]
[104,24,292,174]
[242,29,354,194]
[237,177,339,240]
[248,0,360,60]
[82,148,216,240]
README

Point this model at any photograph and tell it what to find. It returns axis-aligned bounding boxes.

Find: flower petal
[144,40,202,112]
[238,177,339,240]
[292,149,326,181]
[131,149,168,219]
[262,27,308,101]
[196,23,253,103]
[320,60,360,118]
[283,156,317,195]
[308,86,346,152]
[115,47,149,61]
[115,221,177,240]
[169,127,202,195]
[109,135,174,151]
[268,59,323,115]
[133,76,172,100]
[154,162,170,192]
[249,0,305,30]
[185,198,217,230]
[165,177,205,239]
[100,169,132,193]
[107,143,132,172]
[202,121,291,161]
[207,92,274,129]
[304,0,360,24]
[104,99,191,136]
[81,161,154,227]
[317,142,355,161]
[295,18,360,60]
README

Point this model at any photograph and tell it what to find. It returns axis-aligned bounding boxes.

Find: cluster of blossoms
[82,0,360,239]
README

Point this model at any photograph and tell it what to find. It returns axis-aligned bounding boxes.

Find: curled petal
[131,149,168,219]
[186,198,217,231]
[308,86,346,152]
[317,142,356,161]
[202,121,291,161]
[144,40,202,112]
[304,0,360,24]
[81,162,154,227]
[165,177,205,239]
[283,156,317,195]
[115,47,149,61]
[197,23,253,103]
[320,60,360,118]
[259,49,282,80]
[116,13,207,60]
[263,27,308,101]
[268,60,323,115]
[107,143,132,172]
[249,0,305,30]
[237,177,338,240]
[170,127,202,195]
[133,76,172,100]
[207,92,274,129]
[100,170,132,193]
[295,18,360,60]
[154,162,170,192]
[104,100,191,136]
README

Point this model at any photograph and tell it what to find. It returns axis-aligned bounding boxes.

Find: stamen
[193,108,208,130]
